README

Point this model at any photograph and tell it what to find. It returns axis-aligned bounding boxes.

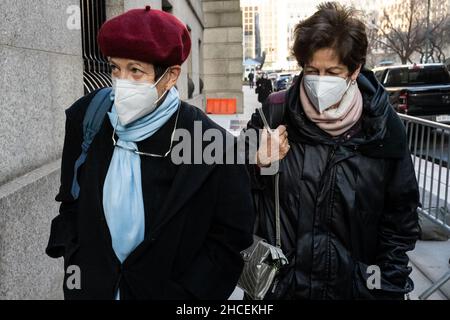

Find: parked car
[274,74,293,91]
[376,60,395,67]
[373,63,450,124]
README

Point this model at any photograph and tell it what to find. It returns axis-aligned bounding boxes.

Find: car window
[384,66,450,86]
[374,70,385,82]
[385,68,408,86]
[423,67,450,84]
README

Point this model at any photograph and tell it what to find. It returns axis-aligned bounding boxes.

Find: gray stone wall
[0,162,63,299]
[202,0,244,113]
[0,0,83,299]
[106,0,125,19]
[0,0,84,185]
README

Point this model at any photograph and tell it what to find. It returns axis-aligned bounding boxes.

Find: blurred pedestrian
[248,71,255,88]
[255,73,273,104]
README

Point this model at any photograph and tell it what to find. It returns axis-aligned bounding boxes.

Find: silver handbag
[237,108,289,300]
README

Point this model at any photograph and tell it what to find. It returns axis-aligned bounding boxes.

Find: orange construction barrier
[206,98,237,114]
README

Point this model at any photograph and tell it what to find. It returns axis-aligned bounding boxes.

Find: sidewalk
[408,240,450,300]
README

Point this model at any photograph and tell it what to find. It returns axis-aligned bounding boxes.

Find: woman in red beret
[46,6,255,300]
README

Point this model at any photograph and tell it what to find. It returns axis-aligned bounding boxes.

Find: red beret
[98,6,191,67]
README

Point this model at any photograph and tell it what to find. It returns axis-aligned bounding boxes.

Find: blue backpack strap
[71,87,113,199]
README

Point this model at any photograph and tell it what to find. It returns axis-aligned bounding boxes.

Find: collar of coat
[148,102,227,234]
[284,69,407,159]
[97,102,236,266]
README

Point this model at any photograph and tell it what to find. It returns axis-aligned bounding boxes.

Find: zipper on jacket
[317,144,338,200]
[329,144,338,162]
[312,143,338,299]
[324,162,338,298]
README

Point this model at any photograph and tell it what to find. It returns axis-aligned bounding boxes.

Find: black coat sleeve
[353,146,420,299]
[177,162,255,299]
[45,93,95,258]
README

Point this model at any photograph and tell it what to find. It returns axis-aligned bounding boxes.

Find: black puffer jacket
[245,69,420,300]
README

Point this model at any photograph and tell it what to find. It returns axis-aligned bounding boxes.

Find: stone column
[202,0,244,113]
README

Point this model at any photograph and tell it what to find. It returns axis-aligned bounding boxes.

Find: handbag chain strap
[257,107,282,249]
[274,172,281,248]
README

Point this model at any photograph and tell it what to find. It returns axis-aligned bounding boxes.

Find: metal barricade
[399,114,450,232]
[399,114,450,299]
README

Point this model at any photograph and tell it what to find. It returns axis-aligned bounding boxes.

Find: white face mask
[303,75,352,114]
[112,69,169,126]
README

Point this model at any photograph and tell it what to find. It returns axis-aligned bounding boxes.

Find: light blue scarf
[103,87,180,269]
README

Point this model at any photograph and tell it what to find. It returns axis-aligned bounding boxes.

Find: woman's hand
[256,125,290,168]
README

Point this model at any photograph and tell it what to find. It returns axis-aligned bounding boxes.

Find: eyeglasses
[111,103,181,158]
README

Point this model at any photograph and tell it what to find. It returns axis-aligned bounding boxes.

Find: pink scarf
[300,78,363,137]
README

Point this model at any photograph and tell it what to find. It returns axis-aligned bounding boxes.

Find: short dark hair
[154,65,167,81]
[292,2,368,73]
